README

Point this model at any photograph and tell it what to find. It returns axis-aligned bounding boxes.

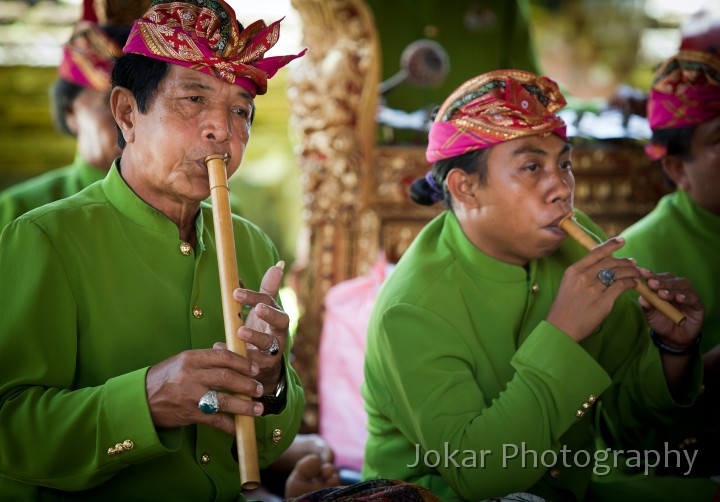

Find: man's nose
[203,108,232,142]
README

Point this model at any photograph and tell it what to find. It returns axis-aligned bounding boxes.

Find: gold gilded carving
[288,0,381,427]
[572,141,670,235]
[288,0,379,226]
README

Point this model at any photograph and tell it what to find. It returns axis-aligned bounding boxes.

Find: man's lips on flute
[197,153,231,172]
[544,212,572,238]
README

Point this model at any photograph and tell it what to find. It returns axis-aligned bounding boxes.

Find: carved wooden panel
[572,140,670,237]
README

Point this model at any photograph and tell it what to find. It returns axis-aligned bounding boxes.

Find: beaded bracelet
[650,330,702,356]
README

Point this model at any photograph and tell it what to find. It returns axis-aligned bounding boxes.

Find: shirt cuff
[100,367,180,463]
[513,321,612,433]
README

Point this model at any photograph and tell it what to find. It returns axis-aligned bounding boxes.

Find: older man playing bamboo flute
[0,0,306,499]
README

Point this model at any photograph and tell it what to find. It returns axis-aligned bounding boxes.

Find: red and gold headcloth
[426,70,568,164]
[645,50,720,160]
[122,0,306,96]
[58,21,123,91]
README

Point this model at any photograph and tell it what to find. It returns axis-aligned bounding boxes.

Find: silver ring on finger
[261,335,280,356]
[597,268,616,287]
[198,390,220,414]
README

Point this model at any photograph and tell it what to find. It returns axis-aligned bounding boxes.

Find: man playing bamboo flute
[614,49,720,480]
[361,69,717,501]
[0,0,306,499]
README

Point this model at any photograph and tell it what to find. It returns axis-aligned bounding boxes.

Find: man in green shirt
[362,70,714,501]
[0,20,130,230]
[618,49,720,477]
[0,0,307,499]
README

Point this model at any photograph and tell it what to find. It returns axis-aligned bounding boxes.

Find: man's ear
[64,100,79,137]
[446,167,482,209]
[661,155,690,190]
[110,86,136,145]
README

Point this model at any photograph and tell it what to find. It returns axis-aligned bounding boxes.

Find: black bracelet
[254,365,286,415]
[650,330,702,356]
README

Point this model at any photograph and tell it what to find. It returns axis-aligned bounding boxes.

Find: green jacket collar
[101,160,205,243]
[674,189,720,241]
[441,211,533,283]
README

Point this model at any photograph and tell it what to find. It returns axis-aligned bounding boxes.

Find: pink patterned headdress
[645,50,720,160]
[58,21,123,91]
[122,0,306,96]
[426,69,568,164]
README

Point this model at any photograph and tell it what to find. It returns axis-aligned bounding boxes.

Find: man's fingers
[237,326,287,355]
[259,261,285,299]
[254,304,290,331]
[232,261,284,307]
[575,237,628,269]
[199,397,263,435]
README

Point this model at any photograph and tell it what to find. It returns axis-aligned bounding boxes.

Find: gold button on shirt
[192,306,203,319]
[576,394,597,418]
[107,439,134,456]
[180,242,192,256]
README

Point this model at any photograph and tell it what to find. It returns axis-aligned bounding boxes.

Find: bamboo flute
[559,212,686,326]
[206,153,261,490]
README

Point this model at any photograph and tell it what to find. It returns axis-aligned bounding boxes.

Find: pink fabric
[318,255,391,471]
[645,50,720,160]
[57,21,123,90]
[426,69,567,164]
[647,79,720,131]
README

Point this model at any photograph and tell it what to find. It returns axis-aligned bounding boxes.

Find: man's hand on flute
[547,237,641,342]
[547,233,703,349]
[232,261,289,402]
[145,345,265,435]
[638,269,704,350]
[144,262,289,435]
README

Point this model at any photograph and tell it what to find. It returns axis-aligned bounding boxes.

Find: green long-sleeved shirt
[606,189,720,482]
[0,154,105,231]
[621,190,719,352]
[362,210,701,502]
[0,162,304,500]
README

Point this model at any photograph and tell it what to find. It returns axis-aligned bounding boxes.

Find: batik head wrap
[426,69,568,164]
[122,0,306,96]
[645,50,720,160]
[58,21,123,91]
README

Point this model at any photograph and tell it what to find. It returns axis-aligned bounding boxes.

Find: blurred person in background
[0,16,132,229]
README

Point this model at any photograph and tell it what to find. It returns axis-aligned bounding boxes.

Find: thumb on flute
[257,261,285,299]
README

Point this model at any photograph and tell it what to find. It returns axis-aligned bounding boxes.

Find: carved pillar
[287,0,380,429]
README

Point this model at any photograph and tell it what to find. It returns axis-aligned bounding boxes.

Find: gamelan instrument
[206,154,261,490]
[559,212,686,326]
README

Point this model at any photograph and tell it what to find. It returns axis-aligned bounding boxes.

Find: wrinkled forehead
[489,133,572,159]
[163,64,255,101]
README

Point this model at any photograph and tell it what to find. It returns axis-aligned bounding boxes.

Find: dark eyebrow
[512,141,572,157]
